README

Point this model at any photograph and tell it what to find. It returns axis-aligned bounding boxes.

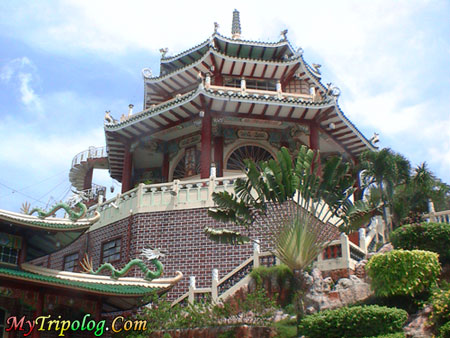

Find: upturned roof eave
[0,209,100,231]
[105,85,335,132]
[159,33,295,67]
[146,47,303,85]
[0,264,182,297]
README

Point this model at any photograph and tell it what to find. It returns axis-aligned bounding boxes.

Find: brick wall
[31,203,339,301]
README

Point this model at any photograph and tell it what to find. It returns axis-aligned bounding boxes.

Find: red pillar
[83,167,93,190]
[162,152,170,182]
[121,146,133,193]
[214,72,223,86]
[214,136,224,177]
[309,123,319,151]
[201,111,212,179]
[309,123,321,174]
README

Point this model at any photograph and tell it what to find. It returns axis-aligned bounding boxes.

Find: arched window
[173,148,201,179]
[226,145,274,171]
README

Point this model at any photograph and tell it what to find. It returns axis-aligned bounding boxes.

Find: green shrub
[250,264,296,306]
[432,289,450,326]
[366,250,440,297]
[391,222,450,263]
[298,305,407,338]
[440,321,450,338]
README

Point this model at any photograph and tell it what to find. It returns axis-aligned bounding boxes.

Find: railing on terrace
[114,77,317,124]
[206,84,315,102]
[71,146,108,168]
[80,183,107,207]
[86,174,245,229]
[314,231,369,272]
[424,201,450,224]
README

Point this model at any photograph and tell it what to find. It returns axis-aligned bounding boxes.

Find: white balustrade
[88,174,245,230]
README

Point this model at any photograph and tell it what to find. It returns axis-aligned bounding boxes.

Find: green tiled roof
[0,266,157,296]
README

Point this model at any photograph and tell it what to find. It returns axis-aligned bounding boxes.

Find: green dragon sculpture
[81,248,164,281]
[29,201,87,221]
[28,192,88,221]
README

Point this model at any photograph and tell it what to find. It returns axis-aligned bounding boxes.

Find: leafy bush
[298,305,407,338]
[115,288,278,337]
[431,289,450,327]
[366,250,440,297]
[250,264,297,306]
[391,222,450,263]
[440,321,450,338]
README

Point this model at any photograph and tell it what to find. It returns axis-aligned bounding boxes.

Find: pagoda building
[46,10,377,303]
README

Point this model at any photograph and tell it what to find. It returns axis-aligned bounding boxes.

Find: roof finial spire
[231,9,241,39]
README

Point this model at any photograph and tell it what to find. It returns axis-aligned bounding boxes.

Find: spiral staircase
[69,146,109,191]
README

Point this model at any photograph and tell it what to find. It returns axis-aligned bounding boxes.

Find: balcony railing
[87,174,245,229]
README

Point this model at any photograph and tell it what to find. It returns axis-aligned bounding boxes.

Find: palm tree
[205,146,376,332]
[359,149,411,237]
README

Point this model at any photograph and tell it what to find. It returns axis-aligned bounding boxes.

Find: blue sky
[0,0,449,212]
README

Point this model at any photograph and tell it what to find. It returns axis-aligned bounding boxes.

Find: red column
[201,111,212,179]
[121,146,133,193]
[83,167,93,190]
[309,123,321,174]
[214,72,223,86]
[309,123,319,151]
[214,136,224,177]
[162,152,169,182]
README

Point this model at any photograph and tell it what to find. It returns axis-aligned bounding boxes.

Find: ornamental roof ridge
[0,264,181,297]
[214,32,294,50]
[22,263,183,289]
[160,38,211,63]
[160,33,295,65]
[0,208,100,230]
[145,47,303,83]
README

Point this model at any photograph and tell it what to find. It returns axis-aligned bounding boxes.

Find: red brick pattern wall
[31,203,339,300]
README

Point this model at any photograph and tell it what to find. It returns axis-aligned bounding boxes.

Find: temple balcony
[86,174,244,230]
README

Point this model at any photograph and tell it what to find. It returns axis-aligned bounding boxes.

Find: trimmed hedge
[298,305,407,338]
[391,222,450,263]
[366,250,440,297]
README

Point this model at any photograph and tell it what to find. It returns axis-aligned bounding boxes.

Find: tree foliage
[206,146,376,249]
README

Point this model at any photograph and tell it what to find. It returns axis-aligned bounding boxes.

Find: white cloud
[0,57,43,112]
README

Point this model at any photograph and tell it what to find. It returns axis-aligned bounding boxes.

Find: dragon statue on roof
[80,248,164,281]
[27,191,88,221]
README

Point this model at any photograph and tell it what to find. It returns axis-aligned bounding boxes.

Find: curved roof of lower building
[0,263,183,311]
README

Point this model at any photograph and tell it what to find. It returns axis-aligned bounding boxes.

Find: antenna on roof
[231,9,241,39]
